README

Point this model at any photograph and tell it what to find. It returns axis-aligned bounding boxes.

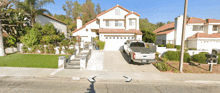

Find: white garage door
[104,36,134,51]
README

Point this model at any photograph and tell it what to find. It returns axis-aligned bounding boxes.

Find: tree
[62,0,73,18]
[72,1,82,21]
[18,0,55,26]
[95,3,101,14]
[82,0,96,25]
[156,22,166,28]
[141,29,156,43]
[20,28,39,47]
[139,18,157,31]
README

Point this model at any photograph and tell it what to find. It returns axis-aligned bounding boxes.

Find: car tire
[128,55,133,64]
[123,49,125,53]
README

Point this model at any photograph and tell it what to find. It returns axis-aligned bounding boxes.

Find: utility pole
[179,0,188,73]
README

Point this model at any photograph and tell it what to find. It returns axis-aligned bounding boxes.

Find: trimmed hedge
[175,45,181,50]
[163,51,191,62]
[217,53,220,64]
[158,44,164,47]
[166,43,175,48]
[192,52,210,64]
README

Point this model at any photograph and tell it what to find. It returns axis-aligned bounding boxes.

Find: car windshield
[130,42,145,47]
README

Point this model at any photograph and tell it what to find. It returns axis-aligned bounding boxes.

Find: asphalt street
[0,76,219,93]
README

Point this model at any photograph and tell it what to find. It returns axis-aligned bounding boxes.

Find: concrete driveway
[103,50,160,72]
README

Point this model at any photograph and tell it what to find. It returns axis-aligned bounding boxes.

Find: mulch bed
[167,61,220,74]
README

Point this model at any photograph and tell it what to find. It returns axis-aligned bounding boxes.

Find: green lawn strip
[0,53,70,68]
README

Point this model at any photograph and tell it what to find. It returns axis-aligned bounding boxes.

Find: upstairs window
[129,19,135,26]
[115,20,122,27]
[115,8,120,15]
[193,25,204,31]
[106,20,109,26]
[213,25,218,31]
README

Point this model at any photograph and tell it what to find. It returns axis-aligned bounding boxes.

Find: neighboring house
[72,4,142,50]
[154,15,220,50]
[26,14,68,37]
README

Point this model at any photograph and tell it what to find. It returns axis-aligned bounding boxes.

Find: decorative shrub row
[158,44,164,47]
[166,43,175,48]
[163,51,191,62]
[192,52,210,64]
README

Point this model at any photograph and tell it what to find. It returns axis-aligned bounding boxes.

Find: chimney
[77,16,82,29]
[174,15,184,45]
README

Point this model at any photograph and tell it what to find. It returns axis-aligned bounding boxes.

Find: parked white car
[123,40,156,64]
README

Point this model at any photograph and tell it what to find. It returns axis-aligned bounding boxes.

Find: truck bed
[130,47,155,54]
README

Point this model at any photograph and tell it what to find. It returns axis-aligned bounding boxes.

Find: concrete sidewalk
[0,67,220,83]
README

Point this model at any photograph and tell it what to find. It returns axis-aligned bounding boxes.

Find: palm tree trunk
[0,21,6,56]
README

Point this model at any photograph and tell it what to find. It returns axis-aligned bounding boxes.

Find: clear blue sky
[41,0,220,24]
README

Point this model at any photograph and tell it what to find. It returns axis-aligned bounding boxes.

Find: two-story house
[154,15,220,50]
[72,4,142,50]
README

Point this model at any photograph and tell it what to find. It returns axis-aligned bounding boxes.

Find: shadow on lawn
[188,62,209,71]
[6,52,17,55]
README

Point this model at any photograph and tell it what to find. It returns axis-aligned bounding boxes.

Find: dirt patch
[167,62,220,74]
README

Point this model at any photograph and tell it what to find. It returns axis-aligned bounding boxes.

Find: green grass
[0,53,69,68]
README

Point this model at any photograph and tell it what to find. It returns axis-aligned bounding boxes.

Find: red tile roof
[72,18,97,33]
[99,29,142,35]
[188,33,220,39]
[125,11,140,17]
[206,19,220,23]
[153,22,175,35]
[42,13,67,25]
[187,17,206,24]
[96,5,131,17]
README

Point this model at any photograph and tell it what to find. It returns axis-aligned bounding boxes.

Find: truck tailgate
[135,53,155,59]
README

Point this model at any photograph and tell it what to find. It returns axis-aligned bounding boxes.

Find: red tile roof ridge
[153,22,175,34]
[97,5,130,17]
[72,18,97,33]
[42,13,67,25]
[188,33,220,39]
[125,11,140,17]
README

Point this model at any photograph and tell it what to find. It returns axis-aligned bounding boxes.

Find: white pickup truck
[123,40,156,64]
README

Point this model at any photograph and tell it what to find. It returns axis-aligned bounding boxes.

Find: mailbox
[205,54,218,64]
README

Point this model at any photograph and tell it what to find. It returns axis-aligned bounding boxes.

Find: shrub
[67,48,75,54]
[166,43,175,48]
[158,44,164,47]
[22,45,28,53]
[163,51,191,62]
[188,48,197,50]
[45,46,49,54]
[37,45,44,53]
[97,41,105,49]
[217,53,220,64]
[30,46,37,53]
[156,52,160,57]
[175,45,181,50]
[192,53,208,64]
[48,44,55,54]
[154,62,171,71]
[61,39,70,46]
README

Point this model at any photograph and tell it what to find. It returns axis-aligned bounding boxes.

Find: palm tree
[18,0,55,26]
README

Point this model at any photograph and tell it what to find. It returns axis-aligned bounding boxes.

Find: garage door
[104,36,134,51]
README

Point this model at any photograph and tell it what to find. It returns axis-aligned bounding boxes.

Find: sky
[39,0,220,24]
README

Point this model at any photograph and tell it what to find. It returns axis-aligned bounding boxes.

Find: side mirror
[124,42,127,44]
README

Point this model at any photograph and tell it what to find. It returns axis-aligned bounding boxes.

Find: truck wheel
[128,55,133,64]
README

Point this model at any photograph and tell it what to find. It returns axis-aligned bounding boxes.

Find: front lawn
[0,53,69,68]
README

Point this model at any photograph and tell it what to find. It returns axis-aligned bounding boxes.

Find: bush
[163,51,191,62]
[175,45,181,50]
[22,45,28,53]
[48,44,55,54]
[154,62,171,71]
[192,53,209,64]
[30,46,37,53]
[97,41,105,49]
[166,43,175,48]
[188,48,197,50]
[45,46,49,54]
[37,45,44,53]
[217,53,220,64]
[158,44,164,47]
[61,39,70,46]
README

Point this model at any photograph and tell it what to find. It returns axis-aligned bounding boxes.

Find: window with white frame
[106,20,109,26]
[213,25,218,31]
[129,19,135,26]
[115,20,122,27]
[193,25,204,31]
